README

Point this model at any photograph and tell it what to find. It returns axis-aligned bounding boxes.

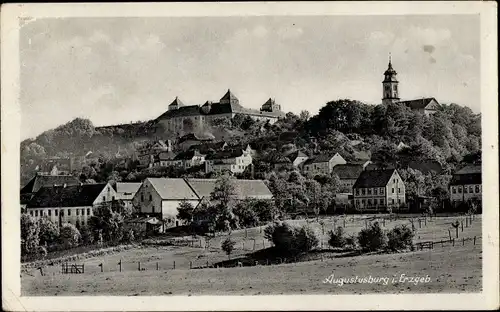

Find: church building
[381,57,440,116]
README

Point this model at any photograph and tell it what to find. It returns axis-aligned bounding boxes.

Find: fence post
[452,239,455,246]
[138,262,141,271]
[461,221,464,232]
[253,239,256,251]
[462,238,465,246]
[206,260,209,268]
[343,218,346,227]
[455,227,459,239]
[118,260,122,272]
[448,229,452,241]
[82,264,85,274]
[157,262,159,271]
[419,219,421,228]
[474,236,476,245]
[173,261,176,269]
[100,263,103,273]
[190,261,192,269]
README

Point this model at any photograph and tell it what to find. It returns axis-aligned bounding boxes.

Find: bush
[221,237,236,259]
[357,222,387,251]
[59,223,81,248]
[387,225,414,251]
[264,222,319,255]
[345,234,358,249]
[38,217,59,246]
[328,226,346,248]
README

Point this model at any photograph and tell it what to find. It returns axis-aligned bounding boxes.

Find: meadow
[22,214,482,295]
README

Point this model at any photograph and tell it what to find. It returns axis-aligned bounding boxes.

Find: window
[361,199,366,206]
[398,188,401,193]
[458,186,462,193]
[391,199,395,204]
[361,188,366,195]
[469,186,473,193]
[452,187,456,194]
[393,179,396,183]
[374,198,378,205]
[380,199,385,205]
[149,194,152,201]
[81,209,85,215]
[48,210,52,216]
[141,194,144,202]
[55,210,58,216]
[103,196,106,201]
[368,199,372,206]
[380,188,384,194]
[464,187,468,194]
[60,210,64,217]
[475,185,480,193]
[355,200,360,206]
[112,196,115,201]
[355,189,359,196]
[87,208,91,215]
[398,199,401,204]
[29,211,33,216]
[367,188,372,195]
[35,210,38,217]
[374,189,378,195]
[392,188,395,194]
[68,209,71,216]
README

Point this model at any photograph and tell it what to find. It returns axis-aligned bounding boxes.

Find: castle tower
[220,89,239,106]
[382,55,400,105]
[168,96,184,111]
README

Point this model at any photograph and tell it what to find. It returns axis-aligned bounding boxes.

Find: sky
[20,15,480,140]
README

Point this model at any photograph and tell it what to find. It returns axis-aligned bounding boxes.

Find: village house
[352,169,406,212]
[399,98,441,116]
[332,164,365,192]
[188,141,228,154]
[25,183,117,228]
[449,165,482,208]
[131,178,200,229]
[172,149,206,170]
[272,150,309,171]
[155,150,178,167]
[21,173,81,209]
[135,139,173,168]
[176,133,215,151]
[204,144,253,174]
[155,90,285,133]
[115,182,142,212]
[302,153,346,176]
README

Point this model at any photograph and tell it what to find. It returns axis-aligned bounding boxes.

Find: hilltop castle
[382,56,440,116]
[155,89,285,133]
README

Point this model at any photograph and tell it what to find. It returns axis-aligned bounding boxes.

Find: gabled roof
[285,150,308,161]
[450,173,481,186]
[157,151,177,161]
[21,174,81,194]
[188,141,227,154]
[303,153,337,165]
[205,148,244,160]
[174,150,205,161]
[27,183,109,208]
[455,165,481,175]
[185,178,273,200]
[332,164,364,180]
[399,98,439,110]
[116,182,142,194]
[146,178,199,200]
[406,159,442,174]
[353,169,396,188]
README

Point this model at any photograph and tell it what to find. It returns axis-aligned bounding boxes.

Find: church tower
[382,55,400,105]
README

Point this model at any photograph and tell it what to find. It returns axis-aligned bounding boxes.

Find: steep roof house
[302,153,346,176]
[449,165,482,207]
[26,183,116,227]
[332,164,365,191]
[399,98,440,116]
[115,182,142,211]
[352,169,406,211]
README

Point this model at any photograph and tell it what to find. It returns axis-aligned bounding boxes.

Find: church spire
[382,55,400,105]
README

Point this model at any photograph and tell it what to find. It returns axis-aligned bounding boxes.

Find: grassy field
[21,214,482,295]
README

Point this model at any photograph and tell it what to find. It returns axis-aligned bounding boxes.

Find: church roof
[399,98,439,110]
[383,60,398,82]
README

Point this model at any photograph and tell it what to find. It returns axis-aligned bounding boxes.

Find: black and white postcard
[1,2,498,311]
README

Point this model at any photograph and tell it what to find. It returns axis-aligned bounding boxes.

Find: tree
[21,214,40,256]
[59,223,81,248]
[210,174,239,232]
[357,222,387,252]
[328,226,346,248]
[221,237,236,260]
[177,200,195,224]
[38,217,59,246]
